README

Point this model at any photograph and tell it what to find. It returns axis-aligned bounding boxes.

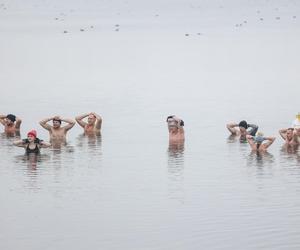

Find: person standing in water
[226,120,258,142]
[292,113,300,143]
[13,130,51,154]
[246,132,275,152]
[0,114,22,136]
[39,116,75,146]
[167,115,185,142]
[279,128,299,146]
[75,112,102,135]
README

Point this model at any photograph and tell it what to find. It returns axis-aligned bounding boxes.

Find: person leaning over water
[13,130,51,154]
[0,113,22,135]
[39,116,75,145]
[279,128,299,146]
[226,120,258,142]
[167,115,185,142]
[75,112,102,135]
[246,132,275,152]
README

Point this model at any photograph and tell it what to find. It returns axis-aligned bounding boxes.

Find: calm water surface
[1,0,300,249]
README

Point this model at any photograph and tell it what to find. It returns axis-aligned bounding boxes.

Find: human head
[27,130,37,142]
[6,114,16,125]
[239,120,248,135]
[286,128,294,141]
[254,132,264,144]
[53,117,62,128]
[87,114,96,125]
[167,115,178,132]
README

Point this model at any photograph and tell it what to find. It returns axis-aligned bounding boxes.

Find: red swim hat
[27,130,37,138]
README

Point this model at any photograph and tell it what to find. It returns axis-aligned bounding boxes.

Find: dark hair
[180,120,184,126]
[238,120,248,129]
[6,114,16,122]
[53,118,62,124]
[166,115,174,122]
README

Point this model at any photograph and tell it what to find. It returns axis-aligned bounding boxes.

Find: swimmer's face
[53,120,61,128]
[5,118,14,125]
[239,126,247,135]
[169,125,178,132]
[286,129,294,140]
[27,134,35,142]
[87,115,96,125]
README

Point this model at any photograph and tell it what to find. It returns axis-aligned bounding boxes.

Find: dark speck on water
[260,18,264,21]
[80,29,85,32]
[185,34,189,36]
[63,30,68,33]
[293,16,296,18]
[276,16,280,20]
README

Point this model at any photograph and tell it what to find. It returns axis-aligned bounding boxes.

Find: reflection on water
[247,151,275,168]
[76,133,102,150]
[167,141,185,203]
[280,145,300,167]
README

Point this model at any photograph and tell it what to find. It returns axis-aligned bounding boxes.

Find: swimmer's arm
[39,117,54,131]
[262,137,276,149]
[172,116,184,129]
[248,123,258,128]
[226,123,239,135]
[75,113,88,128]
[39,141,51,148]
[13,140,26,148]
[279,129,287,140]
[0,114,6,126]
[246,135,257,150]
[61,118,76,131]
[15,117,22,130]
[92,112,102,130]
[293,131,299,144]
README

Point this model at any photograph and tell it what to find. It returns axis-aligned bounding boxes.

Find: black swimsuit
[26,144,40,154]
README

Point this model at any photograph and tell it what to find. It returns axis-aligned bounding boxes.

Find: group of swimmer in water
[0,113,102,154]
[1,112,300,155]
[226,113,300,152]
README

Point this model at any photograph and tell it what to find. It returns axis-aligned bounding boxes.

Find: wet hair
[6,114,16,122]
[180,120,184,126]
[238,120,248,129]
[53,118,62,124]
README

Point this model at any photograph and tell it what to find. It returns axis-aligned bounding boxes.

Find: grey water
[1,0,300,249]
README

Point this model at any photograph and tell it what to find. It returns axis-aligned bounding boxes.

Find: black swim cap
[166,115,174,122]
[6,114,16,122]
[238,120,248,129]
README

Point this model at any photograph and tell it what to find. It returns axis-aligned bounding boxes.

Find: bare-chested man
[166,115,185,143]
[39,116,75,146]
[226,120,258,142]
[75,112,102,135]
[279,128,299,146]
[0,113,22,136]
